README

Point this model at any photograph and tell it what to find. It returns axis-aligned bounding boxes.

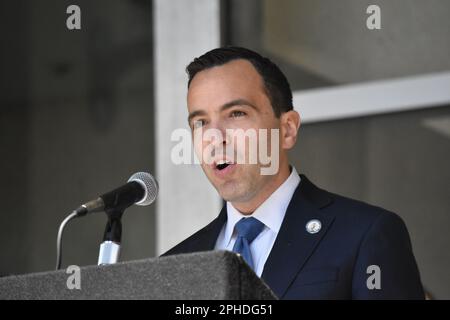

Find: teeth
[216,160,229,165]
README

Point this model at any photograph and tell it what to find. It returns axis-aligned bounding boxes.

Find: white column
[154,0,222,254]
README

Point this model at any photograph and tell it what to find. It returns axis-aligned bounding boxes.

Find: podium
[0,251,277,300]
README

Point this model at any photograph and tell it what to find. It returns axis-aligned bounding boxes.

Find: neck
[231,163,291,215]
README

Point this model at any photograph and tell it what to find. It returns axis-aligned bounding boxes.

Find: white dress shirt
[214,166,301,277]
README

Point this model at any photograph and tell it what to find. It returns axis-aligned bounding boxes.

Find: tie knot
[234,217,265,244]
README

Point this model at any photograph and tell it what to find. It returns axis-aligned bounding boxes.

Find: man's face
[187,59,282,203]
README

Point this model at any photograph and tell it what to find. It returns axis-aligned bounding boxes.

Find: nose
[208,120,230,147]
[204,121,233,161]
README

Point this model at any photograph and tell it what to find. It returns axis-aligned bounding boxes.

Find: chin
[216,183,242,202]
[217,187,238,202]
[220,185,256,204]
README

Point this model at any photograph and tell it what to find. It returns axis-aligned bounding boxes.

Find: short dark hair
[186,46,293,117]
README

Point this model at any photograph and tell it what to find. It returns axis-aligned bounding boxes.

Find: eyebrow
[187,99,258,124]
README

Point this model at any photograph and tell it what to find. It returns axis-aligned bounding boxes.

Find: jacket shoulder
[328,192,407,230]
[160,216,223,257]
[300,174,400,228]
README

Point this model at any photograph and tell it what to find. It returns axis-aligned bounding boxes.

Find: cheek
[191,131,202,157]
[256,127,281,159]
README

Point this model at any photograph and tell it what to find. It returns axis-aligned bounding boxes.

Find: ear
[280,110,301,150]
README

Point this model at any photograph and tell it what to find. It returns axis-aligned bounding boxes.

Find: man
[163,47,424,299]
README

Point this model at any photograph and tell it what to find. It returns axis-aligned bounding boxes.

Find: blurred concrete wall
[263,0,450,83]
[0,0,31,276]
[0,0,155,275]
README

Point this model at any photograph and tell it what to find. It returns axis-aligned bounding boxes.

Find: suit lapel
[185,204,227,252]
[261,175,335,298]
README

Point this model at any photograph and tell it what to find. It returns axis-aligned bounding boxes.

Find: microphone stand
[97,208,124,265]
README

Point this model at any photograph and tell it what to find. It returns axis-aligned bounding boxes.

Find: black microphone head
[127,172,158,206]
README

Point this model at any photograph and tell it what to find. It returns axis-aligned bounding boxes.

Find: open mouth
[213,159,235,172]
[211,160,236,178]
[216,162,230,170]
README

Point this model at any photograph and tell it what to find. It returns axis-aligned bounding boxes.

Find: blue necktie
[232,217,265,271]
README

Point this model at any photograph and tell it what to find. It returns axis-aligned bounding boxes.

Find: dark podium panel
[0,251,277,300]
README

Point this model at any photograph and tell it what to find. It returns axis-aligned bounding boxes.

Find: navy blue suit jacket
[162,174,424,299]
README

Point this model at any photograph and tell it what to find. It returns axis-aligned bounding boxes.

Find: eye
[192,119,206,129]
[230,110,246,118]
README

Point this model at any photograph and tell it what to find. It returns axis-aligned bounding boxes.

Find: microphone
[55,172,158,269]
[74,172,158,216]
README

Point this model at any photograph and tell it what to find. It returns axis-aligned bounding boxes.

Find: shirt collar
[223,166,301,247]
